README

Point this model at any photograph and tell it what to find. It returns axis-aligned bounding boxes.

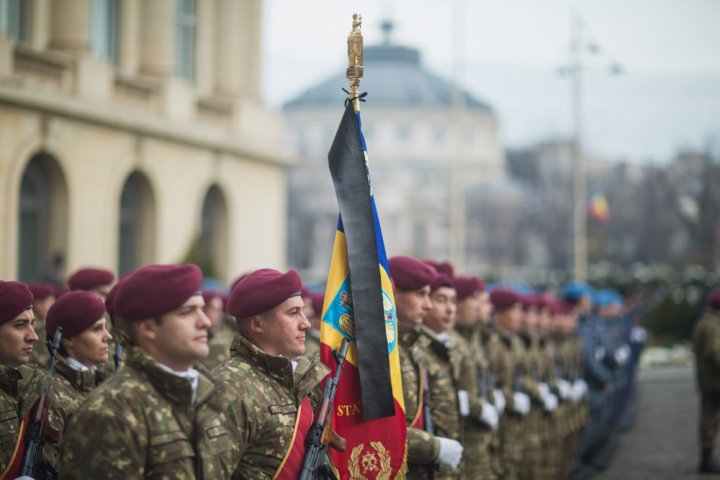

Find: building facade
[0,0,289,283]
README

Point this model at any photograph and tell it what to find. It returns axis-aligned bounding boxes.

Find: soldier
[199,289,236,369]
[692,291,720,473]
[67,267,115,299]
[28,282,56,367]
[43,290,111,468]
[388,256,463,478]
[60,263,234,479]
[213,268,330,479]
[452,275,500,480]
[303,288,324,358]
[0,281,45,476]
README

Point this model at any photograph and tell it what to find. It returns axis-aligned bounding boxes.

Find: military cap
[46,290,106,338]
[593,289,622,308]
[54,286,69,298]
[115,264,202,322]
[29,282,55,301]
[453,275,485,300]
[0,281,33,325]
[388,256,436,291]
[202,289,222,306]
[423,259,455,278]
[68,267,115,291]
[228,268,302,319]
[105,282,120,316]
[561,281,592,302]
[490,287,521,312]
[430,272,454,292]
[710,291,720,310]
[521,294,539,311]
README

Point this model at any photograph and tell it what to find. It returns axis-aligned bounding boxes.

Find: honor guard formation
[0,257,680,480]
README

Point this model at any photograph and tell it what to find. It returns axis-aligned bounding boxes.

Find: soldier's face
[147,295,211,371]
[66,317,112,367]
[33,296,55,322]
[395,286,431,326]
[203,296,224,328]
[259,295,310,359]
[478,292,493,325]
[425,287,457,333]
[0,309,38,368]
[455,291,481,327]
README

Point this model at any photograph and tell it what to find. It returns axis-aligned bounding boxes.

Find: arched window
[118,171,155,274]
[18,153,68,282]
[199,185,228,280]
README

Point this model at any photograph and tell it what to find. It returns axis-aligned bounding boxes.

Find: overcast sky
[262,0,720,163]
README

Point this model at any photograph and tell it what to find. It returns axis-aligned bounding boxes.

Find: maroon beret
[54,286,69,298]
[430,272,454,292]
[220,293,230,312]
[453,276,485,300]
[423,260,455,278]
[29,282,56,301]
[202,289,222,306]
[710,291,720,310]
[310,291,325,316]
[521,294,539,311]
[388,256,436,291]
[68,267,115,291]
[46,291,106,338]
[228,268,302,319]
[115,264,203,322]
[0,281,33,325]
[490,288,522,312]
[105,282,120,316]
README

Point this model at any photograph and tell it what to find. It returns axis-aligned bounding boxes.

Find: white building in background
[284,22,508,280]
[0,0,289,283]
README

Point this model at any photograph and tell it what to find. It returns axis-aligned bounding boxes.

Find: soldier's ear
[136,318,159,341]
[247,314,266,334]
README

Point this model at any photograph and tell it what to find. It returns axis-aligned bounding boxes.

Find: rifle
[21,327,62,480]
[299,337,350,480]
[113,342,122,371]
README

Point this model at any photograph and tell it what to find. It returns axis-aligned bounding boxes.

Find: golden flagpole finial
[347,13,364,106]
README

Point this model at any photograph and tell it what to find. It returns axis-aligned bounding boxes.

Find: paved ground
[595,366,709,480]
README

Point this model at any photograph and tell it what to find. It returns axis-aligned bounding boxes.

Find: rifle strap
[274,397,313,480]
[0,410,30,480]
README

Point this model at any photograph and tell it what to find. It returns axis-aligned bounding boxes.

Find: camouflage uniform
[453,324,497,480]
[420,327,464,479]
[304,329,322,358]
[692,310,720,450]
[59,345,234,479]
[29,322,50,368]
[397,323,441,479]
[0,363,46,473]
[45,356,106,468]
[200,319,237,370]
[212,334,330,479]
[479,324,505,477]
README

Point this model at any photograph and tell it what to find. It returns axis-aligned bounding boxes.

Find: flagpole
[347,13,364,113]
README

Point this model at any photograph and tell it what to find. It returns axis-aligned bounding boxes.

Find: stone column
[117,0,139,74]
[49,0,90,51]
[195,0,215,94]
[242,0,262,100]
[213,0,243,97]
[139,0,174,76]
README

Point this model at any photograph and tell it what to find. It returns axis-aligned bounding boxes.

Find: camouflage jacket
[29,322,50,368]
[199,324,236,371]
[693,310,720,392]
[45,356,106,467]
[212,334,330,480]
[59,345,234,479]
[495,330,541,412]
[397,323,441,472]
[0,363,46,473]
[303,329,322,359]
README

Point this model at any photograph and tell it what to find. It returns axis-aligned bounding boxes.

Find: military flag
[319,13,407,480]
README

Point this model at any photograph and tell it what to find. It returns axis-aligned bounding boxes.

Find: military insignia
[340,291,354,310]
[340,313,355,337]
[348,442,392,480]
[382,290,396,347]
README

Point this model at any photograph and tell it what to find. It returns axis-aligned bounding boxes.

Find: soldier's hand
[493,389,506,414]
[556,379,572,400]
[542,392,558,412]
[436,437,463,470]
[479,400,499,430]
[512,392,531,415]
[457,390,470,417]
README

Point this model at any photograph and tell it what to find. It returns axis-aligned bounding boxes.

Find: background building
[284,22,511,280]
[0,0,289,283]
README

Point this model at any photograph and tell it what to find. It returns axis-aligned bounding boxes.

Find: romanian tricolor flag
[588,191,611,222]
[319,99,407,479]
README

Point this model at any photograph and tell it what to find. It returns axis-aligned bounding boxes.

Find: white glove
[457,390,470,417]
[437,437,463,470]
[572,379,588,402]
[512,391,531,415]
[542,392,558,412]
[493,389,506,415]
[615,344,631,365]
[479,400,499,430]
[538,382,550,399]
[631,326,647,343]
[556,379,572,400]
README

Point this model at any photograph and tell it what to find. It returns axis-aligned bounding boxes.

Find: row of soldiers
[0,259,642,479]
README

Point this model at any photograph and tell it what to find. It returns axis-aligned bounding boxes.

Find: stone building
[284,22,507,280]
[0,0,288,283]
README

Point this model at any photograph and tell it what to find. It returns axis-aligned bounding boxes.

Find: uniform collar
[55,356,99,392]
[0,363,20,396]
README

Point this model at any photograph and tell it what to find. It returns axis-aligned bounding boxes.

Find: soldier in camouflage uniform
[692,291,720,473]
[28,282,56,368]
[42,290,111,468]
[200,289,237,370]
[0,281,46,476]
[214,268,330,479]
[60,263,235,479]
[388,256,463,478]
[451,275,499,480]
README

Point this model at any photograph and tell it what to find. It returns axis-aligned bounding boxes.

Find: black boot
[700,448,720,474]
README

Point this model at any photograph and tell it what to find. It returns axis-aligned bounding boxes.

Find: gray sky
[262,0,720,163]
